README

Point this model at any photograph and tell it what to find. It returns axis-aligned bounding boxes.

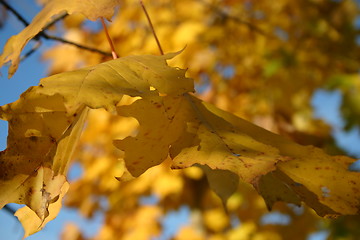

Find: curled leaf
[38,52,193,114]
[0,87,88,238]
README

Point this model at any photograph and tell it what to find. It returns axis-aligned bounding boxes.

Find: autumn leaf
[0,87,88,236]
[113,96,187,176]
[15,181,70,238]
[0,0,121,78]
[38,51,193,115]
[173,96,360,217]
[113,92,360,217]
[260,154,360,216]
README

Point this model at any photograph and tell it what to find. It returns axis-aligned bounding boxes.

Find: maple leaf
[173,96,360,217]
[259,154,360,216]
[113,96,187,176]
[0,0,121,78]
[15,178,70,238]
[38,52,193,115]
[0,87,88,236]
[114,93,360,217]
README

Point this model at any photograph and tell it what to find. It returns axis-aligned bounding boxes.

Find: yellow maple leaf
[113,91,360,217]
[38,52,193,115]
[15,181,70,238]
[171,95,360,217]
[170,95,289,204]
[114,96,187,176]
[0,88,88,237]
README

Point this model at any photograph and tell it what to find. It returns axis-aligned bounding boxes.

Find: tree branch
[42,12,68,31]
[0,0,112,57]
[0,0,29,27]
[3,204,17,216]
[21,41,42,60]
[41,34,112,56]
[199,0,267,36]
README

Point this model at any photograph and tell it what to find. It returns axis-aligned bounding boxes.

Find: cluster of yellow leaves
[51,0,360,236]
[1,51,360,237]
[1,0,360,239]
[64,109,321,240]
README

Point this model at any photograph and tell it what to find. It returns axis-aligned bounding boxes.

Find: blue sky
[1,1,360,240]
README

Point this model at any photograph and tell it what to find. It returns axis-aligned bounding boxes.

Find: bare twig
[200,0,267,36]
[21,41,42,60]
[43,34,112,56]
[3,204,17,216]
[0,0,112,57]
[0,0,29,27]
[43,12,68,31]
[100,17,118,59]
[217,11,266,36]
[139,0,164,55]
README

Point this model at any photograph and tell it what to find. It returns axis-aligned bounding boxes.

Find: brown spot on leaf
[154,103,162,108]
[29,136,38,142]
[50,136,57,143]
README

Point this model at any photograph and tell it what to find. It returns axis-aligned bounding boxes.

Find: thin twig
[0,0,29,26]
[0,0,112,57]
[33,12,69,41]
[218,11,266,36]
[3,204,17,216]
[43,12,68,30]
[200,0,267,36]
[100,17,118,59]
[139,0,164,55]
[21,41,42,60]
[43,34,112,56]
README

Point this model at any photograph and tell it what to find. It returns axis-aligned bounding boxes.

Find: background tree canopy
[0,0,360,239]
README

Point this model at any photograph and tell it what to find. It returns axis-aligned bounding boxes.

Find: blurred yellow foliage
[45,0,360,239]
[1,0,360,239]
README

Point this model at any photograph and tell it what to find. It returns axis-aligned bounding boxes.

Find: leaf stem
[139,0,164,55]
[100,17,118,59]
